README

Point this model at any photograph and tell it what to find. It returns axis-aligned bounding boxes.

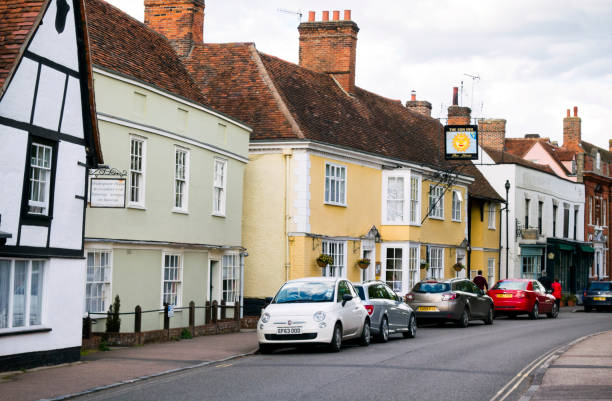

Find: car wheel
[484,306,494,325]
[328,323,342,352]
[403,314,416,338]
[258,344,275,354]
[529,303,539,320]
[456,308,469,328]
[358,319,371,346]
[584,305,592,313]
[377,316,389,343]
[547,303,559,318]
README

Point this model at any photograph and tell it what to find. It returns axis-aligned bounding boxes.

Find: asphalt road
[74,311,612,401]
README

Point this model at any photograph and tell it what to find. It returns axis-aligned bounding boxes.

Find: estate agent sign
[90,178,126,208]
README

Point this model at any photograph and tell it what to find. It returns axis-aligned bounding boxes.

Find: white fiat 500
[257,277,371,353]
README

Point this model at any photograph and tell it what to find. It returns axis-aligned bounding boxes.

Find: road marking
[215,363,233,368]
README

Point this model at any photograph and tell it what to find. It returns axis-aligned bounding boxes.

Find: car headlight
[261,312,270,323]
[313,311,326,322]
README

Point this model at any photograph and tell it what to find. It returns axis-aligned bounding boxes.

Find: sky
[105,0,612,149]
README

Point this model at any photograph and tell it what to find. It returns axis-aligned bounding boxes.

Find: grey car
[583,281,612,311]
[353,281,416,342]
[406,278,494,328]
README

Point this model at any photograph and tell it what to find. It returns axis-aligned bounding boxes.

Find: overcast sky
[106,0,611,149]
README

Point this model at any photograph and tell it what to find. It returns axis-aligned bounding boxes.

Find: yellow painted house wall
[469,199,502,284]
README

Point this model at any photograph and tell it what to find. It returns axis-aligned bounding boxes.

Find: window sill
[324,202,347,208]
[452,219,462,223]
[212,212,226,218]
[172,209,189,215]
[382,222,410,226]
[128,204,147,210]
[428,216,444,221]
[488,227,496,230]
[0,327,52,337]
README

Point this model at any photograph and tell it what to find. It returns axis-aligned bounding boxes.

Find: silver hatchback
[353,281,416,342]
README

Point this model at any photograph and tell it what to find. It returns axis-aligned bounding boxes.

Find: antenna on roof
[277,8,303,23]
[463,73,480,115]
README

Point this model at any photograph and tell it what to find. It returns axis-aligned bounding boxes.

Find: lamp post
[505,180,511,279]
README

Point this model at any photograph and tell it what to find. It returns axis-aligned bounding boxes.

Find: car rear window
[588,282,612,291]
[413,282,450,293]
[491,281,527,291]
[355,285,366,300]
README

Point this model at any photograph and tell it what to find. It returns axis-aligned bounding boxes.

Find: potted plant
[419,259,429,270]
[356,258,370,269]
[567,294,577,307]
[560,294,568,307]
[316,253,333,268]
[453,262,465,272]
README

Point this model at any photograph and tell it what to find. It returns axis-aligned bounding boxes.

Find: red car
[488,279,558,319]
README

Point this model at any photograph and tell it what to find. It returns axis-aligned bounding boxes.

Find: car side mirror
[264,297,273,306]
[342,293,353,306]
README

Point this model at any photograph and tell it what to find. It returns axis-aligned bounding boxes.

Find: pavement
[0,330,259,401]
[524,328,612,401]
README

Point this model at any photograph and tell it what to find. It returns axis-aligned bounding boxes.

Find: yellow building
[468,197,503,286]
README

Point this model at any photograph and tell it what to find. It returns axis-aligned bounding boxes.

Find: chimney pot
[574,106,578,117]
[452,87,458,106]
[333,10,340,20]
[322,11,329,21]
[411,90,416,101]
[308,11,315,22]
[344,10,351,20]
[609,139,612,153]
[567,109,570,117]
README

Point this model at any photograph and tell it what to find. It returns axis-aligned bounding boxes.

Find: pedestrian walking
[473,270,489,291]
[538,271,551,291]
[551,278,562,309]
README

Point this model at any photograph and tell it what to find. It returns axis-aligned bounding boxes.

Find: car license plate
[277,327,301,335]
[497,294,513,298]
[417,306,438,312]
[594,297,606,301]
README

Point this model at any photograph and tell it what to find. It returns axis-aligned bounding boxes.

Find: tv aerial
[463,73,480,113]
[277,8,303,23]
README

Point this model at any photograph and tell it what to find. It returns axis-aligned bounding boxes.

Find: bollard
[212,300,218,323]
[189,301,195,334]
[234,300,240,321]
[134,305,142,333]
[163,303,169,330]
[220,299,226,320]
[205,300,211,324]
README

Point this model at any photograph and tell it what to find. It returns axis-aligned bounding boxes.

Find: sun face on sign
[452,133,471,152]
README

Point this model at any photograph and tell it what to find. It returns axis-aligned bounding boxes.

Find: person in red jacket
[551,278,562,309]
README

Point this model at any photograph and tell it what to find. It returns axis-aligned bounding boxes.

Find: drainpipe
[240,252,245,318]
[283,149,292,282]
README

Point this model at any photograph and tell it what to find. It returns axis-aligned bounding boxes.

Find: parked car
[353,281,416,342]
[583,281,612,312]
[405,278,494,328]
[257,277,370,353]
[488,279,558,319]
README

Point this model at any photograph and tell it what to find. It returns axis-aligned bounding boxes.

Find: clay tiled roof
[482,145,558,176]
[85,0,207,106]
[0,0,46,90]
[504,138,536,158]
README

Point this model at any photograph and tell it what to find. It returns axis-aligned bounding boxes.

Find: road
[74,311,612,401]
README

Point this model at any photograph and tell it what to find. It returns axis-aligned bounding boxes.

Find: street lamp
[505,180,511,279]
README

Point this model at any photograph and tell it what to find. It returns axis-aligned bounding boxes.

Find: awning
[521,246,544,256]
[559,244,575,251]
[580,245,595,253]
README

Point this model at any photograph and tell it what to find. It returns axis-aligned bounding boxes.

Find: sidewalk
[529,330,612,400]
[0,330,258,401]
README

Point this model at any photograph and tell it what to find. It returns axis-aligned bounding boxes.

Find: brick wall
[144,0,204,58]
[447,105,471,125]
[478,118,506,152]
[298,11,358,93]
[406,100,432,117]
[563,107,581,150]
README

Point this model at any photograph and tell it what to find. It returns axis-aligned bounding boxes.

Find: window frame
[0,259,45,331]
[428,184,445,220]
[222,253,240,304]
[173,146,189,213]
[21,136,58,224]
[128,135,147,208]
[487,258,495,287]
[451,190,462,222]
[409,175,421,225]
[321,240,347,278]
[382,170,410,225]
[212,157,227,217]
[161,253,183,307]
[84,250,112,314]
[324,162,347,207]
[428,247,444,279]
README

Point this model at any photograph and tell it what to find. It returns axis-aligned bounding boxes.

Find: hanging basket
[357,258,370,270]
[316,254,333,268]
[420,263,429,270]
[453,263,465,272]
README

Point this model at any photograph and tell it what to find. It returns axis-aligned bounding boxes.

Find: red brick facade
[406,92,432,116]
[478,119,507,152]
[298,10,358,94]
[144,0,204,58]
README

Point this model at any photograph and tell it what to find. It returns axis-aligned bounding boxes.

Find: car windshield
[413,282,450,293]
[492,281,527,290]
[355,286,366,300]
[588,282,612,291]
[273,281,335,303]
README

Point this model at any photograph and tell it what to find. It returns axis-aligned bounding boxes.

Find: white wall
[0,126,27,246]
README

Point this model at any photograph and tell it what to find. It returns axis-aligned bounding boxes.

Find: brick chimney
[406,90,432,117]
[144,0,204,58]
[563,106,581,150]
[447,87,471,125]
[298,10,359,94]
[478,119,506,152]
[609,139,612,152]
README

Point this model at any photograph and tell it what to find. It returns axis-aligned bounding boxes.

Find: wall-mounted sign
[90,178,126,208]
[445,125,478,160]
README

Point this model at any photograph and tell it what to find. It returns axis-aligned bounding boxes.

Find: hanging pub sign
[90,178,126,208]
[444,125,478,160]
